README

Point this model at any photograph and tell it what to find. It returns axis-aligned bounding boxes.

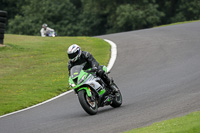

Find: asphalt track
[1,22,200,133]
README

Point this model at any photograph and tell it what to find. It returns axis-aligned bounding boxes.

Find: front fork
[77,87,92,97]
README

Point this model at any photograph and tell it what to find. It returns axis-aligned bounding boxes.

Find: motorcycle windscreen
[70,65,84,79]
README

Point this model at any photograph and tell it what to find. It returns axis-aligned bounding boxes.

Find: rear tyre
[0,17,7,23]
[110,84,122,108]
[0,29,5,34]
[0,34,4,39]
[0,11,7,17]
[0,39,3,44]
[0,22,5,29]
[78,90,98,115]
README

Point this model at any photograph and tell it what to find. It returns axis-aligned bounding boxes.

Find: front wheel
[78,90,98,115]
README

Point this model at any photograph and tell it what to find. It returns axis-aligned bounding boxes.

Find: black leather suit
[68,51,111,85]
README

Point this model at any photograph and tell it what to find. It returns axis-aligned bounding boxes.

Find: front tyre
[78,90,98,115]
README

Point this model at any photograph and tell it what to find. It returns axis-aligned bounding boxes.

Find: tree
[108,1,164,33]
[171,0,200,22]
[7,0,78,36]
[3,0,200,36]
[77,0,118,36]
[0,0,26,20]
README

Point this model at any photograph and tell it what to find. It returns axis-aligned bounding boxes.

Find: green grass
[124,112,200,133]
[0,34,110,116]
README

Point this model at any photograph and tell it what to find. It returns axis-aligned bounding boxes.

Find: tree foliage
[171,0,200,22]
[109,2,164,33]
[1,0,200,36]
[7,0,78,36]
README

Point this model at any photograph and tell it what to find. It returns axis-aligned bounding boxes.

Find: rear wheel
[0,22,5,29]
[78,90,98,115]
[0,11,7,17]
[0,29,5,34]
[0,17,7,23]
[110,84,122,108]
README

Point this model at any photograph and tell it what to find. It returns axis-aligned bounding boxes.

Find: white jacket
[40,27,54,37]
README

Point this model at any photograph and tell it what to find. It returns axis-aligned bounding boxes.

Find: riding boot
[102,74,118,93]
[109,83,118,93]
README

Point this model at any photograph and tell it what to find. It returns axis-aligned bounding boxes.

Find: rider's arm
[68,61,72,75]
[47,27,54,32]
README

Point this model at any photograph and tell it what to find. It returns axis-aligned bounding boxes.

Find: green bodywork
[69,65,107,97]
[99,89,105,96]
[102,66,107,73]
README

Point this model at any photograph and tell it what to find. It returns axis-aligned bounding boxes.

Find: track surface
[1,22,200,133]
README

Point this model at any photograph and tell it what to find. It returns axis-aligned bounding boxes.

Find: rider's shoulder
[82,51,91,58]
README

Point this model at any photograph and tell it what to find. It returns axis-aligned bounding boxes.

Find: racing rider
[67,44,118,93]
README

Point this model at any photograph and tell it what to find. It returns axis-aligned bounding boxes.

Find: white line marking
[104,39,117,72]
[0,39,117,118]
[0,90,73,118]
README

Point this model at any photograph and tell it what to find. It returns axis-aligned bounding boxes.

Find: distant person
[40,23,56,37]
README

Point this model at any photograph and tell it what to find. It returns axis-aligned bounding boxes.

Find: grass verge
[124,111,200,133]
[0,34,110,116]
[155,20,200,28]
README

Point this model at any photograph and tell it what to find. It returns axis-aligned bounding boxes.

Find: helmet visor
[68,50,79,59]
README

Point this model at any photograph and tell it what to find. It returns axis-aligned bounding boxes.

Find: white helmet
[42,23,47,28]
[67,44,82,62]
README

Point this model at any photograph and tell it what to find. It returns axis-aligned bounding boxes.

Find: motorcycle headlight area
[69,83,76,87]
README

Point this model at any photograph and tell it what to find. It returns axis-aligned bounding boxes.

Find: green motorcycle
[69,65,122,115]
